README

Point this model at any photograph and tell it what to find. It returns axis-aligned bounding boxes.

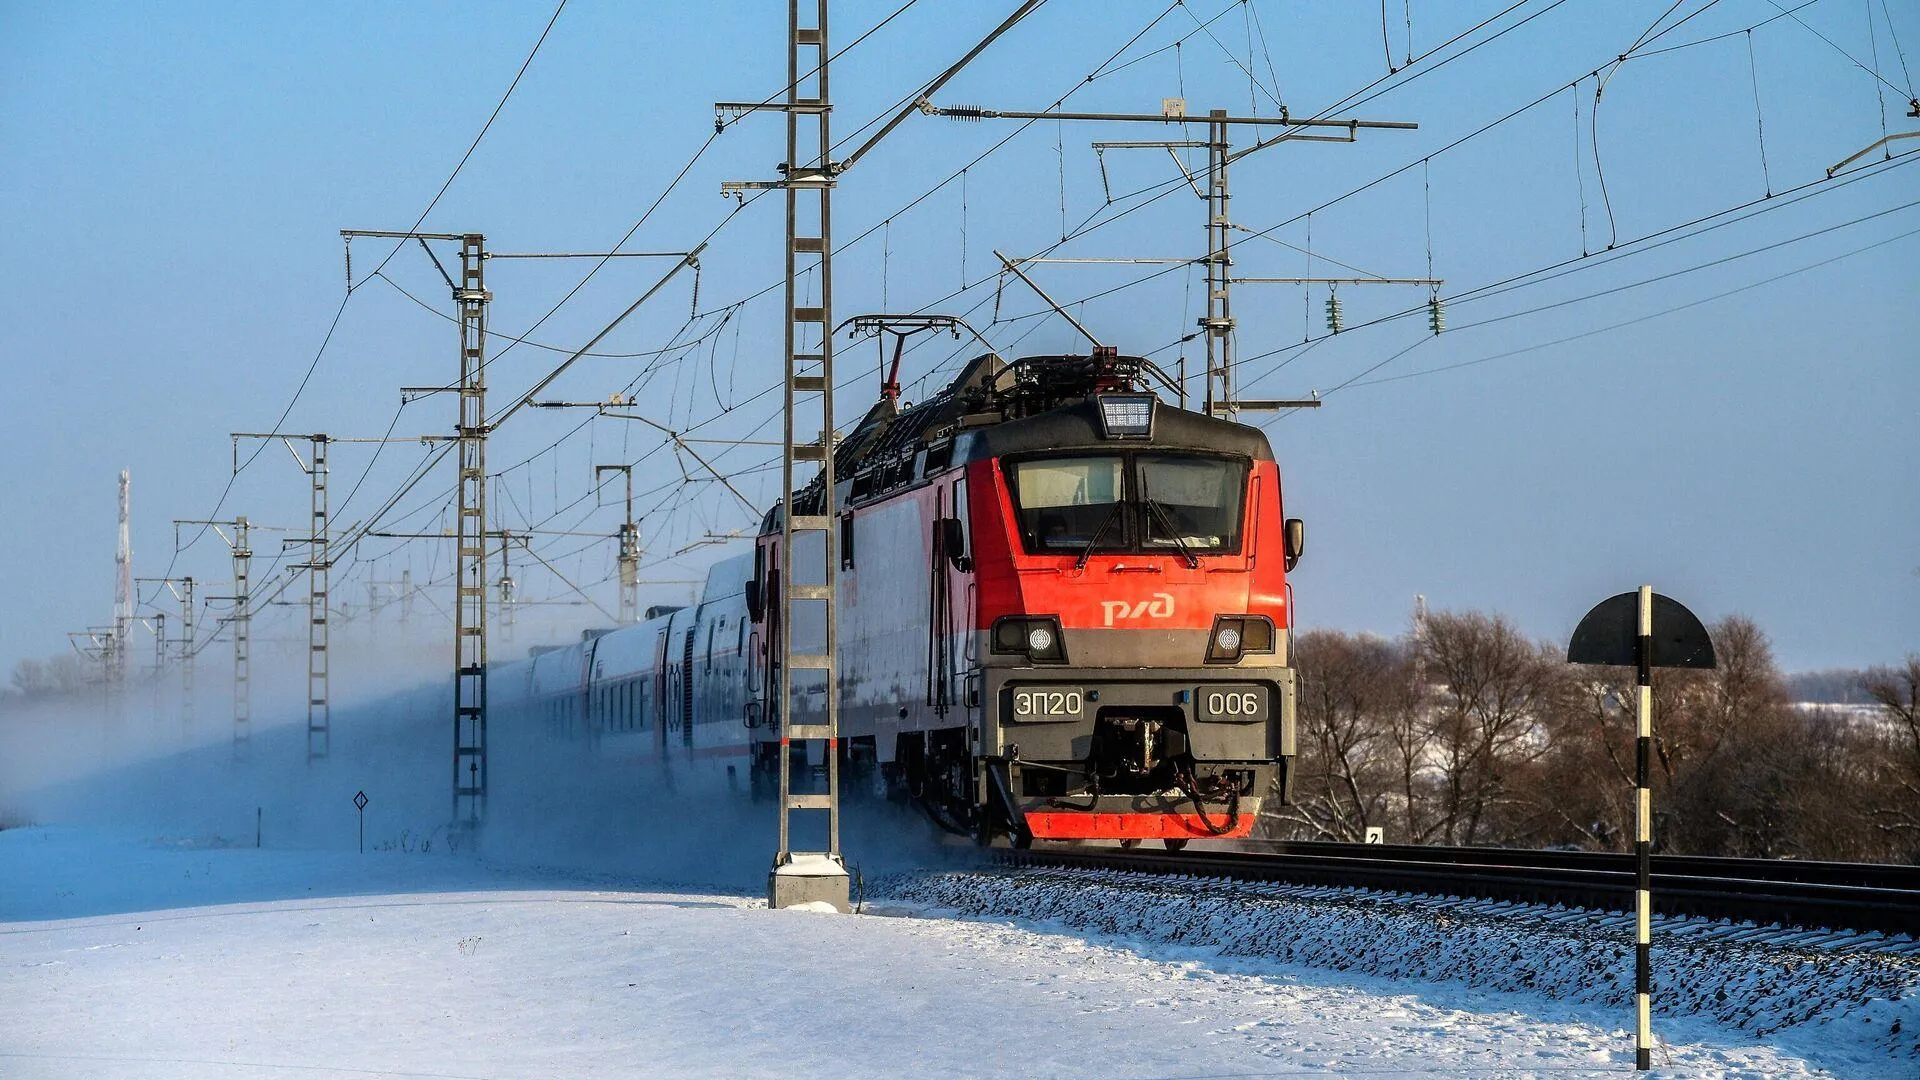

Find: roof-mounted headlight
[1095,393,1155,440]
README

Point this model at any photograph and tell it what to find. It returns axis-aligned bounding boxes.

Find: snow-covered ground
[0,826,1895,1079]
[5,684,1914,1077]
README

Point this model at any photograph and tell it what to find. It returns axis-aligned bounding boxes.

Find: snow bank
[877,863,1920,1072]
[0,828,1868,1079]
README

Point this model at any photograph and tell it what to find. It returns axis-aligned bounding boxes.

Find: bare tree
[1265,613,1912,864]
[1863,656,1920,859]
[10,658,50,697]
[47,654,87,695]
[1651,617,1798,856]
[1387,648,1445,845]
[1418,611,1563,846]
[1271,631,1407,841]
[1520,674,1637,851]
[1866,656,1920,766]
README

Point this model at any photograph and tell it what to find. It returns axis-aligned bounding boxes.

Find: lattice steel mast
[180,576,195,729]
[453,235,491,828]
[112,470,132,687]
[178,516,252,759]
[775,0,845,904]
[233,432,332,761]
[919,103,1418,415]
[231,517,251,758]
[304,437,329,760]
[720,0,1048,911]
[596,464,640,624]
[136,574,197,727]
[719,0,849,909]
[340,228,493,825]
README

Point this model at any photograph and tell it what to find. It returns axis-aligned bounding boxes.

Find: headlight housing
[1206,615,1276,663]
[992,616,1068,664]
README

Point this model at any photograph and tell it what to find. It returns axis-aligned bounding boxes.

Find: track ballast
[992,840,1920,934]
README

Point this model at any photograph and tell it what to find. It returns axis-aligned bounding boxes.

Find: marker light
[1027,625,1055,654]
[1207,615,1277,663]
[992,616,1068,663]
[1214,625,1242,654]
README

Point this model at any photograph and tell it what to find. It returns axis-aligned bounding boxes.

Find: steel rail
[992,843,1920,935]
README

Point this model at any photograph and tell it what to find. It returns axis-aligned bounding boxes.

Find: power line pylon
[308,437,329,761]
[720,0,850,910]
[233,516,251,759]
[180,576,195,729]
[595,464,639,624]
[341,227,494,826]
[452,234,491,829]
[68,628,117,699]
[137,575,197,727]
[178,517,252,760]
[1202,110,1237,416]
[231,433,331,761]
[773,0,846,911]
[360,559,426,634]
[922,102,1417,415]
[112,470,132,687]
[147,613,167,679]
[497,527,516,644]
[720,0,1047,912]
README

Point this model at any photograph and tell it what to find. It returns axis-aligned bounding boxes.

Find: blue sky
[2,0,1915,678]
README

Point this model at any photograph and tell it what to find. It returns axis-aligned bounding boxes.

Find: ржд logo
[1101,592,1175,627]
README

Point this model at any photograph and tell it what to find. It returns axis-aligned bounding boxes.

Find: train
[491,347,1303,849]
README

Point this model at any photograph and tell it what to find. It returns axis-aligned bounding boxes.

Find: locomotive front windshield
[1007,453,1248,556]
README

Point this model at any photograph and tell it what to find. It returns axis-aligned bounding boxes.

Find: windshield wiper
[1074,501,1127,570]
[1141,496,1200,568]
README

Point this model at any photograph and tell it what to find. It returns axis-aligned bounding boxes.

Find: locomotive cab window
[1137,454,1247,554]
[1007,456,1127,553]
[1005,452,1248,557]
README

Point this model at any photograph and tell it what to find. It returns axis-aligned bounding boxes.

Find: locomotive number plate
[1196,684,1266,723]
[1011,687,1085,722]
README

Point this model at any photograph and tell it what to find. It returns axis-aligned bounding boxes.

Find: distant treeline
[1262,612,1920,865]
[6,655,93,700]
[1785,667,1883,705]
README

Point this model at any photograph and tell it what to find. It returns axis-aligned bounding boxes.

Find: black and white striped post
[1632,585,1654,1070]
[1569,586,1715,1072]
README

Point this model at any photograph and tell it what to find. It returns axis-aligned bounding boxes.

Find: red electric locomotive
[744,348,1303,848]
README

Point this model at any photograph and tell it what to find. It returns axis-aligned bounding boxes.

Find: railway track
[993,841,1920,935]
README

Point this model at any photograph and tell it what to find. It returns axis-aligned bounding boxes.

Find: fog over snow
[0,656,1906,1079]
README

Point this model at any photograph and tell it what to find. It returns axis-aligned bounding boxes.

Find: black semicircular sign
[1567,591,1717,669]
